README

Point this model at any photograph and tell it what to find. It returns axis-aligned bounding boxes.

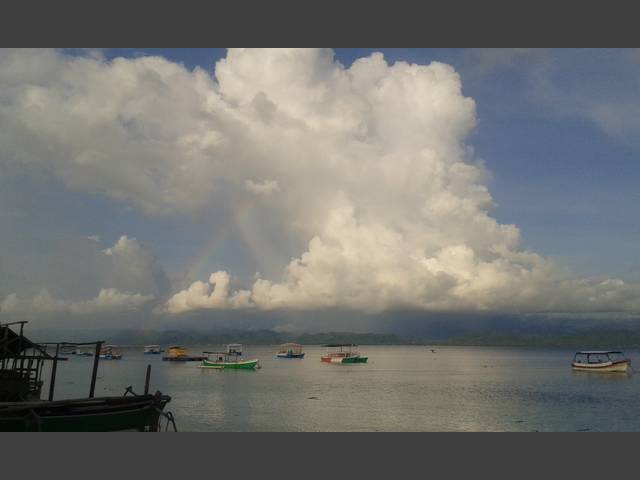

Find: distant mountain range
[105,329,410,346]
[430,331,640,348]
[30,321,640,348]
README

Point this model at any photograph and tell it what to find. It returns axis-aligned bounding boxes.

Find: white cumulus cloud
[1,288,154,315]
[0,234,166,318]
[164,271,252,314]
[3,48,640,316]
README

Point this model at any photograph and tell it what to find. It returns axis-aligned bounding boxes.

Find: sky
[1,48,640,331]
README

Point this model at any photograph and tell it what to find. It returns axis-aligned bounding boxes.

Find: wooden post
[1,324,7,369]
[18,322,25,377]
[89,341,102,398]
[144,364,151,395]
[48,344,60,401]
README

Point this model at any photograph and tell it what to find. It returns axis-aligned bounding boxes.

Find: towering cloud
[164,271,252,314]
[2,48,640,317]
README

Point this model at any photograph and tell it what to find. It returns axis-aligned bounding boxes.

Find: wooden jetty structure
[0,321,176,431]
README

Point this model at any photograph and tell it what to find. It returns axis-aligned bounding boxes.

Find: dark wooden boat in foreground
[0,321,176,431]
[0,392,172,431]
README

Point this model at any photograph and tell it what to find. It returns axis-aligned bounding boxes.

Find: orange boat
[99,345,122,360]
[321,344,368,364]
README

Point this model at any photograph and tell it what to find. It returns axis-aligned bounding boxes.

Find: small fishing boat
[99,345,122,360]
[143,345,163,355]
[276,343,305,359]
[75,346,94,357]
[200,344,259,369]
[161,345,205,362]
[60,344,77,356]
[571,351,631,373]
[321,344,368,364]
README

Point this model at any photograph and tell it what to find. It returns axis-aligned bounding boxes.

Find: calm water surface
[41,346,640,431]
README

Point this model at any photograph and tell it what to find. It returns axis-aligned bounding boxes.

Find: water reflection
[40,345,640,431]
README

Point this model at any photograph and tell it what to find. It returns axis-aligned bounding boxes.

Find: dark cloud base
[26,308,640,347]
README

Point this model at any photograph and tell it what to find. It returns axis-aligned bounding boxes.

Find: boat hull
[276,353,305,359]
[0,394,171,432]
[99,354,122,360]
[162,356,205,361]
[200,358,259,369]
[321,355,368,364]
[572,360,630,373]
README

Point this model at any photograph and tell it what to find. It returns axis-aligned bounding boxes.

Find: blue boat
[276,343,305,359]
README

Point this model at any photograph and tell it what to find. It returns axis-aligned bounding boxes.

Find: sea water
[41,345,640,432]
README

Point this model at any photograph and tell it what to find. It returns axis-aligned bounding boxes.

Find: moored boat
[276,343,305,359]
[571,351,631,373]
[321,344,368,364]
[201,356,259,369]
[0,393,172,432]
[60,344,77,356]
[99,344,122,360]
[143,345,163,355]
[75,346,93,357]
[0,321,175,431]
[200,344,260,369]
[161,345,205,362]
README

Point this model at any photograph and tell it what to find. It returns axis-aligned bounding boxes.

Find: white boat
[143,345,163,354]
[571,351,631,373]
[75,347,94,357]
[99,344,122,360]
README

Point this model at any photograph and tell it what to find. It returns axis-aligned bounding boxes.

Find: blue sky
[2,48,640,327]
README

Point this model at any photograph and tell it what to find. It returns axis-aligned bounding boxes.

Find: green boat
[200,357,259,369]
[337,355,368,363]
[321,344,368,364]
[200,344,260,370]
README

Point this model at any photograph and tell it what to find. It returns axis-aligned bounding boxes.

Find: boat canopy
[226,344,242,355]
[278,343,302,354]
[166,346,187,357]
[573,351,627,363]
[325,344,359,354]
[203,351,240,362]
[145,345,161,348]
[576,351,623,354]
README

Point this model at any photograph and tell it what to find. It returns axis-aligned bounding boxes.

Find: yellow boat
[161,345,205,362]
